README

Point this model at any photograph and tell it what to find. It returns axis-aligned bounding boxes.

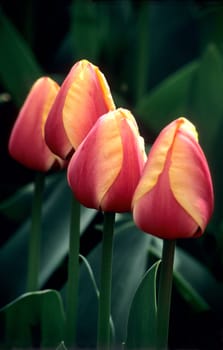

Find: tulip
[45,59,116,160]
[67,108,147,213]
[9,77,65,172]
[132,117,214,239]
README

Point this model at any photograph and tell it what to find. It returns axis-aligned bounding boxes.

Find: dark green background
[1,1,223,349]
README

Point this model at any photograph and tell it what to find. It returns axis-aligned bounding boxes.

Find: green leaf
[79,254,115,342]
[0,182,34,221]
[186,44,223,227]
[79,254,99,298]
[0,173,63,222]
[0,175,96,305]
[70,0,109,62]
[125,260,161,349]
[174,271,210,312]
[0,289,65,348]
[73,216,152,346]
[189,44,223,155]
[174,246,223,312]
[0,10,43,106]
[135,60,198,131]
[149,239,223,312]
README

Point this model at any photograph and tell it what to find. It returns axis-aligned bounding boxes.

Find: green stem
[97,212,116,350]
[65,195,81,347]
[156,239,176,350]
[27,172,45,292]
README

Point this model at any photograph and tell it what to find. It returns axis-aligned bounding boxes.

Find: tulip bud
[45,59,115,160]
[8,77,65,172]
[67,108,147,213]
[132,117,214,239]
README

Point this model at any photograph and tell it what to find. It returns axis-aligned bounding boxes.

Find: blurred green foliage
[1,0,223,349]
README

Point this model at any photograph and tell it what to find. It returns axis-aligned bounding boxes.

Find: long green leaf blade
[0,10,43,106]
[125,260,161,349]
[0,290,65,348]
[135,61,198,131]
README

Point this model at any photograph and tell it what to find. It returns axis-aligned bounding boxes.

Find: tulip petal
[63,61,115,149]
[132,119,177,205]
[101,112,146,212]
[170,127,214,234]
[9,77,63,171]
[68,111,123,210]
[132,117,214,239]
[45,60,115,159]
[132,118,199,205]
[133,153,198,239]
[68,108,146,212]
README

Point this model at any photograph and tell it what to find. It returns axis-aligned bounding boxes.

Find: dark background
[1,1,223,348]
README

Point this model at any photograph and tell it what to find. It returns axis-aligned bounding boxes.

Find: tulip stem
[97,212,116,350]
[156,239,176,350]
[66,194,81,347]
[27,172,45,292]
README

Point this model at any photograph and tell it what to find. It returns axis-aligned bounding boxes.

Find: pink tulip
[45,59,115,159]
[132,117,214,239]
[67,108,147,213]
[9,77,65,171]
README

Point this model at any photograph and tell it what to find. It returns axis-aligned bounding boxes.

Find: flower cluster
[8,59,214,239]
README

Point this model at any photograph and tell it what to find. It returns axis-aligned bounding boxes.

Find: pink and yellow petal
[94,65,116,111]
[101,111,146,212]
[63,60,115,150]
[9,77,61,171]
[133,117,213,238]
[44,77,73,159]
[45,59,115,159]
[133,161,199,239]
[41,79,60,137]
[67,110,123,209]
[132,117,199,207]
[132,119,176,207]
[170,128,214,233]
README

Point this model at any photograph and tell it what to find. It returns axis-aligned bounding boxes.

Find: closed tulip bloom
[9,77,65,171]
[132,117,214,239]
[45,59,115,160]
[67,108,147,212]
